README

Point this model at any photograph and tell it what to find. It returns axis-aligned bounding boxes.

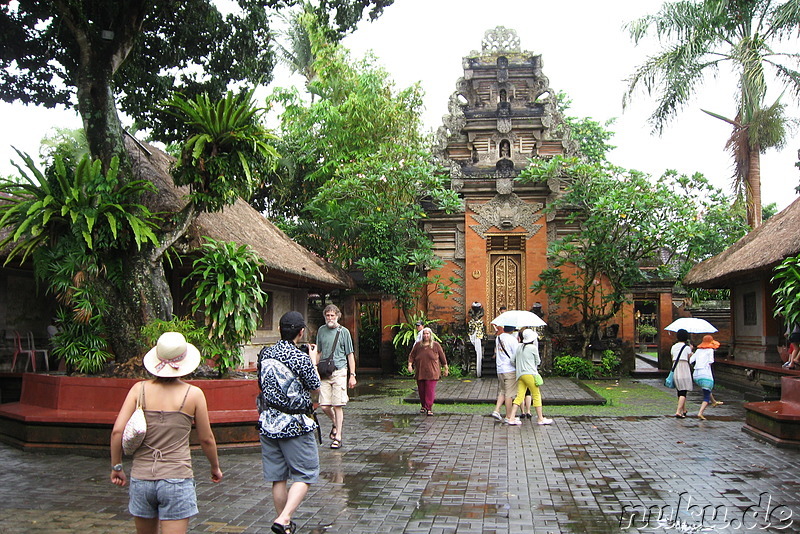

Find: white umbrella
[490,310,547,328]
[664,317,718,334]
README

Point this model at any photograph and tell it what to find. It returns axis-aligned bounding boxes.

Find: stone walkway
[1,377,798,533]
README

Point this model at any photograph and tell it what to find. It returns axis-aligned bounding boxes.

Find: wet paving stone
[0,378,799,533]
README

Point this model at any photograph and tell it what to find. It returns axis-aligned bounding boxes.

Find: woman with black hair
[670,328,694,418]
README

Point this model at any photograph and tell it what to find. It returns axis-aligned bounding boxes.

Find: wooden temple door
[487,235,526,316]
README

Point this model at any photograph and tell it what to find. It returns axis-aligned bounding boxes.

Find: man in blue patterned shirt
[257,311,321,534]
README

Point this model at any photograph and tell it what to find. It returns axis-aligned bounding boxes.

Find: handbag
[533,373,544,387]
[122,386,147,455]
[664,344,688,389]
[317,328,340,379]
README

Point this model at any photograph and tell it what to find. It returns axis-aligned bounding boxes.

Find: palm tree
[274,4,319,87]
[624,0,800,228]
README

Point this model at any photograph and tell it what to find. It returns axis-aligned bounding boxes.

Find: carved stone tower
[425,27,576,328]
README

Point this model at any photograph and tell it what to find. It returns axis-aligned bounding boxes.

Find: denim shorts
[128,477,198,520]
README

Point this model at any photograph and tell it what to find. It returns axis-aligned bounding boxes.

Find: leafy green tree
[0,1,391,362]
[520,156,709,358]
[262,37,460,312]
[0,1,393,150]
[625,0,800,228]
[557,91,616,164]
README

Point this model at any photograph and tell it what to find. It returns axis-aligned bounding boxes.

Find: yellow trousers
[513,374,542,407]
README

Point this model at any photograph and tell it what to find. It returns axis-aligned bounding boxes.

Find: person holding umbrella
[670,328,694,418]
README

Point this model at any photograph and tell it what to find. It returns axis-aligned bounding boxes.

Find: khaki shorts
[497,371,517,398]
[319,367,348,406]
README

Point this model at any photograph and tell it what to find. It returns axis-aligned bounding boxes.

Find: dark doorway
[356,301,381,370]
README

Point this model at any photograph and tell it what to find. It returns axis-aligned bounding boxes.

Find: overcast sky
[2,0,798,210]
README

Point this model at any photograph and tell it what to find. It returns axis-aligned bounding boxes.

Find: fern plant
[165,88,280,211]
[0,150,159,263]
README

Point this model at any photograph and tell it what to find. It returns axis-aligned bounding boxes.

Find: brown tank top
[130,383,194,480]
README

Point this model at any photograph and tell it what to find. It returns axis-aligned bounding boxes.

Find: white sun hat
[143,332,201,378]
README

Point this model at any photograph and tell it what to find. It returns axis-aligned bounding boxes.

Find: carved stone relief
[455,223,466,259]
[496,178,514,195]
[468,194,543,239]
[481,27,521,52]
[497,117,512,134]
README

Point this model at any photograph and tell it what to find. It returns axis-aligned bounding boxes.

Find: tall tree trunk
[76,68,129,174]
[101,247,175,362]
[747,146,762,228]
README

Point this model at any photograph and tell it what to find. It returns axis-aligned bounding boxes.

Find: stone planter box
[743,376,800,449]
[0,373,260,456]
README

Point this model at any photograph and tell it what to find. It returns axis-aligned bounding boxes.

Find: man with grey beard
[315,304,356,449]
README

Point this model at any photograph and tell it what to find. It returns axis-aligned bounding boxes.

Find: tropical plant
[164,89,280,211]
[51,308,113,375]
[637,324,659,339]
[0,152,163,373]
[0,151,159,264]
[772,254,800,329]
[387,311,441,373]
[625,0,800,228]
[446,362,465,380]
[553,355,597,379]
[183,238,268,376]
[520,156,700,357]
[274,5,319,86]
[388,312,440,351]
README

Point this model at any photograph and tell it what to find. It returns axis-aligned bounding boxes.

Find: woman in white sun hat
[110,332,223,534]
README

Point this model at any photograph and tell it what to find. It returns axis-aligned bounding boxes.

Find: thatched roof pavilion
[684,197,800,289]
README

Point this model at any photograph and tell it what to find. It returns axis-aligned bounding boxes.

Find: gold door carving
[489,253,523,314]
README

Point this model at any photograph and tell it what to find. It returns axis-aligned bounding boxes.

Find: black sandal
[330,438,342,449]
[329,426,337,440]
[271,521,296,534]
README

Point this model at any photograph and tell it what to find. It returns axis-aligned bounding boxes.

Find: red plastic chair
[11,331,36,372]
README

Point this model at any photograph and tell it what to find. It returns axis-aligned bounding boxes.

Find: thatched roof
[127,138,354,291]
[684,196,800,289]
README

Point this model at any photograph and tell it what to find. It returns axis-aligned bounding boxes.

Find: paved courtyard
[0,377,798,533]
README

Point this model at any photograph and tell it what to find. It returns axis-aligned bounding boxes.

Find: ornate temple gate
[488,235,525,313]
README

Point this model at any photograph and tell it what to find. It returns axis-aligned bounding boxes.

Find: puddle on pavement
[348,382,411,398]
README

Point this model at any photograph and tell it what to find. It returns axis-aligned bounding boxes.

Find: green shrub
[598,350,621,377]
[553,354,597,379]
[447,362,464,379]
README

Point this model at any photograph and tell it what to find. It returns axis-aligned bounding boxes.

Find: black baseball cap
[279,311,306,329]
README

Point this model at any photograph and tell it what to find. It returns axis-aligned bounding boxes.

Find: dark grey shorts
[260,432,319,484]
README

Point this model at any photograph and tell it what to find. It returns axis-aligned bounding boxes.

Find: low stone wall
[0,374,261,456]
[713,359,795,401]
